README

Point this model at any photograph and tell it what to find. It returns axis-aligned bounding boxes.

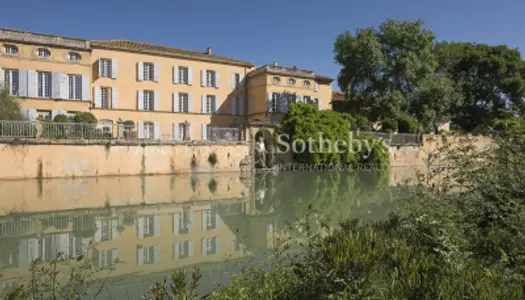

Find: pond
[0,167,419,297]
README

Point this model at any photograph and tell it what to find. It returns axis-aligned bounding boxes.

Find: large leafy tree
[334,19,462,132]
[435,42,525,131]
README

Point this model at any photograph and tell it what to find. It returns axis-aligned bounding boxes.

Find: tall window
[179,93,189,113]
[203,237,218,255]
[143,90,154,111]
[141,246,157,264]
[69,52,81,61]
[233,73,240,87]
[101,87,110,108]
[3,69,19,96]
[206,95,216,113]
[100,59,112,78]
[179,67,189,84]
[288,78,296,86]
[37,48,50,58]
[4,45,18,54]
[68,74,82,100]
[206,70,216,87]
[37,71,52,98]
[174,241,191,259]
[269,93,279,113]
[144,122,155,139]
[143,63,154,81]
[101,220,110,241]
[303,96,313,104]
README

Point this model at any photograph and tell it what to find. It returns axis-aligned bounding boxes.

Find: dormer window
[272,77,281,84]
[37,48,50,58]
[288,78,296,86]
[69,52,81,61]
[4,45,18,54]
[303,80,311,88]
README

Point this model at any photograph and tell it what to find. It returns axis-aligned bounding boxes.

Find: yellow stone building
[0,28,333,141]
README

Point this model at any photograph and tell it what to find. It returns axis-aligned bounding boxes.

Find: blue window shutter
[112,87,118,109]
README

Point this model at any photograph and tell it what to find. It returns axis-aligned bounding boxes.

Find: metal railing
[0,120,37,138]
[41,122,112,140]
[208,127,242,142]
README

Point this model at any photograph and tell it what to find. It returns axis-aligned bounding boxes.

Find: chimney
[273,61,278,67]
[206,47,212,55]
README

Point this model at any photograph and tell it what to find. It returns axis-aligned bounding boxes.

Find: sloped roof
[91,40,254,67]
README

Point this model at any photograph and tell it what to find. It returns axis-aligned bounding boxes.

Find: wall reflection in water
[0,168,418,294]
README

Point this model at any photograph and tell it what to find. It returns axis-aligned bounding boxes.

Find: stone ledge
[0,138,249,147]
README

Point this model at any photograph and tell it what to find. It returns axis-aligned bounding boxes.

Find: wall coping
[0,138,250,147]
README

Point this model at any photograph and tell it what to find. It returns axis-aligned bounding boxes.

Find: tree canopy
[335,19,525,133]
[0,88,22,120]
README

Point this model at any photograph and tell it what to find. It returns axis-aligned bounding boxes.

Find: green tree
[74,112,98,124]
[0,88,22,120]
[53,114,69,123]
[334,19,461,131]
[397,115,419,133]
[436,42,525,131]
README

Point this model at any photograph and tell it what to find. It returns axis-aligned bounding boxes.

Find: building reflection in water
[0,168,417,294]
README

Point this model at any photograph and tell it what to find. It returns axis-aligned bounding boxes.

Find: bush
[0,88,22,120]
[354,115,373,131]
[53,114,69,123]
[491,117,524,132]
[74,112,97,124]
[123,120,135,129]
[208,152,218,166]
[397,116,419,133]
[380,118,398,133]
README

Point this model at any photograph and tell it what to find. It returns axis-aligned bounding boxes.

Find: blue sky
[2,0,524,91]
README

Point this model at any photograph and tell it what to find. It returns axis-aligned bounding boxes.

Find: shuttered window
[101,87,110,108]
[206,95,216,113]
[179,93,189,113]
[38,48,50,58]
[143,63,154,81]
[270,93,279,113]
[100,59,112,78]
[4,45,18,54]
[3,69,19,96]
[143,90,154,111]
[179,67,189,84]
[37,71,52,98]
[206,70,216,87]
[68,74,82,100]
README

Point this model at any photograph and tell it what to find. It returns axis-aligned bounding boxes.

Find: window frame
[206,95,216,113]
[143,90,154,111]
[303,80,311,88]
[69,52,82,61]
[68,74,82,100]
[37,48,51,58]
[179,67,189,84]
[100,87,110,109]
[143,62,155,81]
[178,93,189,113]
[100,58,112,78]
[234,73,240,87]
[37,71,52,98]
[144,122,155,140]
[206,70,216,87]
[270,93,279,113]
[4,44,18,55]
[272,76,281,84]
[288,78,296,86]
[3,69,19,96]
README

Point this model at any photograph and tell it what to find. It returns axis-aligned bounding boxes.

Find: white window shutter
[137,62,144,81]
[200,70,206,87]
[52,72,61,99]
[173,93,179,112]
[138,122,144,139]
[201,211,208,231]
[173,123,179,141]
[188,123,193,140]
[154,91,160,111]
[98,60,103,77]
[111,59,118,79]
[215,72,220,88]
[231,74,236,89]
[137,217,144,238]
[240,74,245,88]
[27,70,36,98]
[137,90,144,110]
[231,97,237,115]
[297,95,303,103]
[267,93,273,112]
[188,94,194,113]
[0,68,3,87]
[94,87,101,108]
[112,87,118,109]
[153,63,160,82]
[173,66,179,84]
[173,242,179,259]
[154,216,160,236]
[201,95,206,113]
[60,74,68,99]
[215,213,220,229]
[201,124,208,141]
[27,109,37,121]
[81,75,89,101]
[314,82,319,92]
[111,220,118,240]
[239,97,244,115]
[201,239,207,255]
[188,67,193,85]
[18,69,27,97]
[317,98,321,110]
[215,96,220,114]
[137,247,144,265]
[154,122,160,140]
[94,220,102,242]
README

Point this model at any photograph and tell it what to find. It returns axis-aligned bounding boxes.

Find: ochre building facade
[0,28,333,141]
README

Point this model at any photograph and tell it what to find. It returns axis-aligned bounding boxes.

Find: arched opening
[254,129,274,168]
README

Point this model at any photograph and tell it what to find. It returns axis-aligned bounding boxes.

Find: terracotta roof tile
[91,40,254,67]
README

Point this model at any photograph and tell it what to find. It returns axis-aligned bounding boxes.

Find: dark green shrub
[397,116,419,133]
[123,120,135,128]
[208,152,218,166]
[74,112,97,124]
[380,118,398,133]
[354,115,373,131]
[53,114,69,123]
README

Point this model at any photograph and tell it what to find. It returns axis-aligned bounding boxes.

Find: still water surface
[0,168,418,297]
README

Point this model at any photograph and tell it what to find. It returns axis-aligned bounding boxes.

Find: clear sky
[2,0,524,91]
